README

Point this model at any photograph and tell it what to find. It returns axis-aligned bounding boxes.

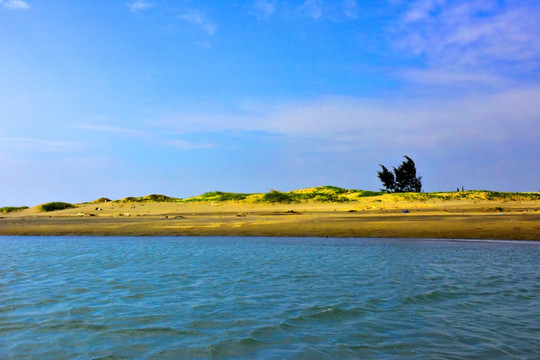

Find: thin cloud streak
[167,139,216,150]
[398,68,508,86]
[178,9,217,35]
[151,86,540,150]
[299,0,323,19]
[252,0,275,18]
[342,0,358,19]
[400,0,540,69]
[74,124,147,138]
[1,0,30,10]
[0,137,83,152]
[127,0,154,12]
[404,0,445,23]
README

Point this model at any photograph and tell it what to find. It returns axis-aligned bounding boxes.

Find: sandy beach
[2,192,539,240]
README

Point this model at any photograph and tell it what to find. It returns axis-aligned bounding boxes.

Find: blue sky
[1,0,539,205]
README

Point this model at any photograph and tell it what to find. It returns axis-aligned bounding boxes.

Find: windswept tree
[378,156,422,193]
[377,165,395,193]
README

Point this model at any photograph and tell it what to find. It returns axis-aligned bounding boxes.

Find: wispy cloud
[399,0,540,69]
[298,0,360,21]
[398,68,508,86]
[299,0,324,19]
[0,137,83,152]
[252,0,275,18]
[403,0,445,23]
[1,0,30,10]
[167,139,216,150]
[150,86,540,151]
[74,124,147,138]
[75,124,217,151]
[178,9,217,35]
[127,0,153,12]
[342,0,358,19]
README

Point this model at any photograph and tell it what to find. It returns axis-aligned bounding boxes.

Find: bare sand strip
[1,212,539,240]
[2,195,539,240]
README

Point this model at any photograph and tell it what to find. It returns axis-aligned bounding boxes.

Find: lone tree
[377,156,422,193]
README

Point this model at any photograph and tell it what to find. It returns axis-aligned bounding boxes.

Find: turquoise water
[1,237,539,359]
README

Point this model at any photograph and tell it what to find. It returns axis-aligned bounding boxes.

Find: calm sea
[1,236,539,359]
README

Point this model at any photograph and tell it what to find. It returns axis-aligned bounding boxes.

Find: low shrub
[40,202,76,212]
[199,191,251,201]
[484,191,540,201]
[356,190,384,197]
[0,206,29,214]
[316,185,349,194]
[261,190,299,204]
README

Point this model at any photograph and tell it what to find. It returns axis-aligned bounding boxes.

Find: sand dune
[1,189,539,240]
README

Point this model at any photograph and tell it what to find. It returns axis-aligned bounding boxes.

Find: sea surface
[1,236,539,359]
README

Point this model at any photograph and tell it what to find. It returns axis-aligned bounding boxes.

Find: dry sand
[1,196,539,240]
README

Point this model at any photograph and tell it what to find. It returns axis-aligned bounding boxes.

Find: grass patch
[200,191,251,201]
[316,185,349,194]
[356,190,384,198]
[259,187,358,203]
[182,191,253,202]
[260,190,300,204]
[392,190,540,202]
[484,191,540,201]
[0,206,29,214]
[91,197,111,203]
[299,192,350,202]
[40,202,76,212]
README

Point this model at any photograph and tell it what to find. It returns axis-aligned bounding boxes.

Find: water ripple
[0,236,539,359]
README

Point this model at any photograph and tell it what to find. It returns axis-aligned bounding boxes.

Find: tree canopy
[377,156,422,193]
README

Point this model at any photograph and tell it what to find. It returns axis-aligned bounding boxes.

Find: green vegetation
[259,186,359,203]
[395,192,451,201]
[261,190,299,204]
[0,206,29,214]
[392,190,540,202]
[186,191,252,202]
[301,186,367,202]
[40,202,76,212]
[91,197,111,203]
[317,185,349,194]
[34,187,536,207]
[357,190,384,197]
[484,191,540,201]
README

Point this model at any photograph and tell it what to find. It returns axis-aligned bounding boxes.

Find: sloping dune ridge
[1,187,539,240]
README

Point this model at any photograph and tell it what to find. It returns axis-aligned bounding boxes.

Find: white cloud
[127,0,153,12]
[149,86,540,151]
[299,0,323,19]
[342,0,358,19]
[400,0,540,69]
[1,0,30,10]
[252,0,275,18]
[178,10,217,35]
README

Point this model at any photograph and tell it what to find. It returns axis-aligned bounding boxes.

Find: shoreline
[2,212,539,240]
